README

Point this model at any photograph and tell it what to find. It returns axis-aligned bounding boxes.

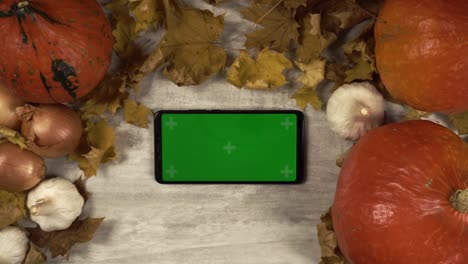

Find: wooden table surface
[45,75,351,264]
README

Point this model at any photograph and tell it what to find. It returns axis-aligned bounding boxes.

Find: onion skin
[16,104,83,158]
[0,142,46,192]
[0,84,26,130]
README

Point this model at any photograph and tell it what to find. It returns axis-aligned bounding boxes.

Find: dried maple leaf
[317,208,350,264]
[24,243,47,264]
[336,148,352,168]
[448,112,468,135]
[159,8,226,85]
[0,191,26,229]
[342,40,376,82]
[296,59,326,88]
[241,1,299,52]
[74,178,92,203]
[129,0,163,33]
[82,48,164,120]
[283,0,307,9]
[0,125,29,150]
[107,0,138,57]
[292,58,326,110]
[403,107,430,121]
[28,218,104,259]
[69,119,116,178]
[124,99,153,128]
[297,14,335,63]
[227,48,293,89]
[315,0,371,33]
[291,86,322,110]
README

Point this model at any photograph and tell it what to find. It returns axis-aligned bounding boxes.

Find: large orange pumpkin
[375,0,468,113]
[0,0,113,103]
[332,120,468,263]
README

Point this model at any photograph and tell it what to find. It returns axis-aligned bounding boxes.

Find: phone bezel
[154,110,305,184]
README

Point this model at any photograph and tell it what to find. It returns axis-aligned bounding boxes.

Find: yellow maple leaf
[291,86,323,110]
[227,48,293,90]
[241,2,299,52]
[107,0,138,57]
[70,119,116,178]
[124,99,153,128]
[297,14,335,63]
[296,59,326,88]
[159,8,226,85]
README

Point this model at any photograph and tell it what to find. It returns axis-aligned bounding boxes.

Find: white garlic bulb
[0,226,29,264]
[327,82,385,140]
[27,177,84,232]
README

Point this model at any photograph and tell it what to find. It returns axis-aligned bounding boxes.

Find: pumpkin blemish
[51,60,78,99]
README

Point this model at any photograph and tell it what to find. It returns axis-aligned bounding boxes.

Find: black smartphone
[154,110,305,184]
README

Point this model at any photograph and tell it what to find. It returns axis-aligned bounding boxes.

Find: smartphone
[154,110,304,184]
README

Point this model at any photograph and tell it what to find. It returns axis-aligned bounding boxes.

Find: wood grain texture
[45,75,352,263]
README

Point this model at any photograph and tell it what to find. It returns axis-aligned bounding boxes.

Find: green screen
[160,112,298,182]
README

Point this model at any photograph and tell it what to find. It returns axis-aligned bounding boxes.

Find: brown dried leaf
[28,218,104,259]
[74,178,91,203]
[241,2,299,52]
[124,99,153,128]
[227,48,293,90]
[0,191,26,229]
[316,0,370,33]
[107,0,138,57]
[129,0,163,33]
[448,112,468,135]
[0,125,28,150]
[336,148,351,168]
[296,59,326,88]
[69,119,116,178]
[403,107,430,121]
[343,40,375,82]
[291,86,322,110]
[297,14,335,63]
[283,0,307,9]
[159,8,226,85]
[317,208,350,264]
[24,243,47,264]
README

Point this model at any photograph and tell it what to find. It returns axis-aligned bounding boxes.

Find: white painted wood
[45,74,352,264]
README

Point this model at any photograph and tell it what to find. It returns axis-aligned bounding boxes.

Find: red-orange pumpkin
[375,0,468,113]
[333,120,468,263]
[0,0,113,103]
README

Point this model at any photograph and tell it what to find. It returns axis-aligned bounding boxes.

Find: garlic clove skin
[27,177,84,232]
[0,226,29,264]
[326,82,385,140]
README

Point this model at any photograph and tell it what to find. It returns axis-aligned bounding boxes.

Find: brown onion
[16,104,83,158]
[0,83,26,129]
[0,142,46,192]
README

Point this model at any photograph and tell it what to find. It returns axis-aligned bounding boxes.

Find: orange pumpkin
[374,0,468,113]
[0,0,113,103]
[333,120,468,263]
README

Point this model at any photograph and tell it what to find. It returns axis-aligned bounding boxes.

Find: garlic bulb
[327,82,385,140]
[0,226,29,264]
[27,178,84,232]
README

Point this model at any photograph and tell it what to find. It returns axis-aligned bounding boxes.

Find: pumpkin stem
[450,189,468,213]
[17,1,29,8]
